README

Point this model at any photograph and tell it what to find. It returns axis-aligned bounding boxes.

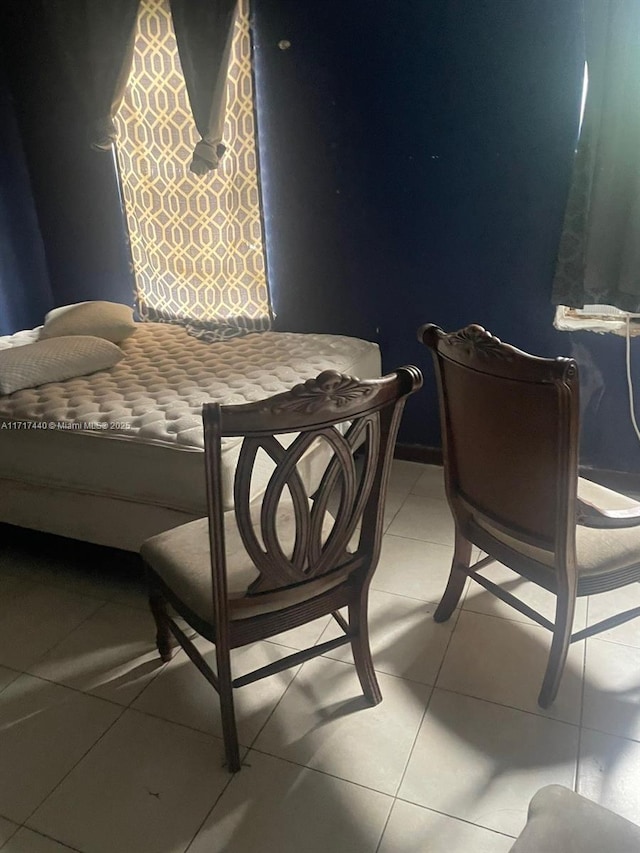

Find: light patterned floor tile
[387,496,454,546]
[387,460,428,497]
[437,610,584,724]
[378,799,515,853]
[28,709,234,853]
[583,639,640,741]
[399,689,579,837]
[578,728,640,823]
[462,560,588,630]
[265,615,331,651]
[319,591,456,685]
[254,656,430,794]
[132,637,301,745]
[586,585,640,648]
[0,584,102,671]
[410,465,446,500]
[0,673,121,823]
[27,602,164,706]
[1,828,77,853]
[373,459,435,532]
[3,463,640,852]
[382,490,409,531]
[188,749,392,853]
[372,534,456,603]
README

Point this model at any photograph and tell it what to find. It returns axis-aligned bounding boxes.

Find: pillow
[40,301,136,343]
[0,336,124,395]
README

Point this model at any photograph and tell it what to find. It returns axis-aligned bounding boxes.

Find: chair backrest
[420,324,580,559]
[202,366,422,617]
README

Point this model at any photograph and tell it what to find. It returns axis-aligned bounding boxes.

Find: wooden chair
[419,323,640,708]
[141,366,422,771]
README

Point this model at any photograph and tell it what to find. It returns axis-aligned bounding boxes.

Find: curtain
[170,0,237,174]
[552,0,640,311]
[115,0,271,340]
[43,0,140,151]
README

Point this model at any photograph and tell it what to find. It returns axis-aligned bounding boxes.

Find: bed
[0,322,381,551]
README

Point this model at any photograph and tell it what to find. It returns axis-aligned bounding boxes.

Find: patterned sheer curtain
[115,0,271,341]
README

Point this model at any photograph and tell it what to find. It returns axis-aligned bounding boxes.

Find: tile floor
[0,460,639,852]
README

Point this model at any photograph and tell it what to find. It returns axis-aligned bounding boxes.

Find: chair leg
[538,586,576,709]
[348,592,382,706]
[434,528,473,623]
[216,645,241,772]
[148,589,176,663]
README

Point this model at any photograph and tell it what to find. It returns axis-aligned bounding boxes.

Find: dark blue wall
[252,0,640,473]
[1,0,133,316]
[3,1,640,473]
[0,64,52,335]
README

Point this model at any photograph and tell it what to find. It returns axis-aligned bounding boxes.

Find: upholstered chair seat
[510,785,640,853]
[141,366,422,772]
[474,478,640,586]
[141,501,346,623]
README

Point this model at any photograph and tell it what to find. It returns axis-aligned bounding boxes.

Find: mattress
[0,323,381,545]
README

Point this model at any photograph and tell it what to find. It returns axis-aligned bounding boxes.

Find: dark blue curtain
[0,65,52,335]
[552,0,640,312]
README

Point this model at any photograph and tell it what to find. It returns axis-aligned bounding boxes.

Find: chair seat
[474,478,640,589]
[578,477,640,517]
[141,501,349,623]
[509,785,640,852]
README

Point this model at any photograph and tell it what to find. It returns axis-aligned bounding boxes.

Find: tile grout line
[372,797,396,853]
[392,794,520,840]
[13,597,110,677]
[6,826,84,852]
[6,466,637,848]
[16,630,179,839]
[20,701,238,850]
[574,596,590,793]
[431,683,582,729]
[388,602,465,808]
[238,743,400,798]
[372,600,466,852]
[182,631,349,853]
[21,702,129,832]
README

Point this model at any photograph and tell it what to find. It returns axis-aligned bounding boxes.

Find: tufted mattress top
[0,323,381,517]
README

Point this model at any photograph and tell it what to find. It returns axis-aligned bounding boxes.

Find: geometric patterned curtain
[114,0,271,341]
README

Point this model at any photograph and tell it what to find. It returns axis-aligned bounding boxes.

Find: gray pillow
[0,336,124,395]
[40,301,136,343]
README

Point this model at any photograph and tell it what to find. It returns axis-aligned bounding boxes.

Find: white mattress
[0,323,381,520]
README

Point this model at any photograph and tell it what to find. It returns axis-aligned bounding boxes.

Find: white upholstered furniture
[0,322,380,551]
[510,785,640,852]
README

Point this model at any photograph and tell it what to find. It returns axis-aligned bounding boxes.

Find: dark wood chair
[141,366,422,771]
[419,323,640,708]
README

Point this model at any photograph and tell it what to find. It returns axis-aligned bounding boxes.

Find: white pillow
[0,336,124,395]
[40,301,136,343]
